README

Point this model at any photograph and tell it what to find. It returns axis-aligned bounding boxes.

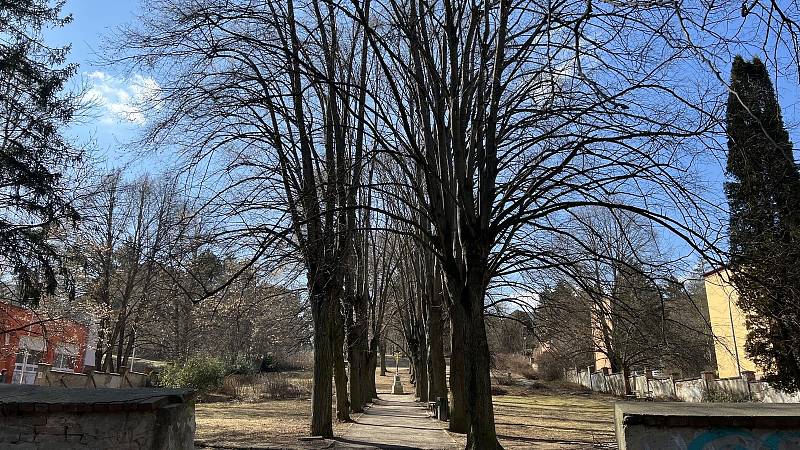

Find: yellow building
[591,297,612,372]
[703,268,760,379]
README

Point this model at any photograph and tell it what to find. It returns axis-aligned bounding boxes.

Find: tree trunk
[333,305,351,421]
[121,330,135,369]
[415,322,429,402]
[622,365,632,396]
[463,285,502,450]
[94,319,107,371]
[448,303,470,433]
[310,286,334,437]
[115,315,127,371]
[347,293,370,412]
[367,338,378,399]
[379,340,387,376]
[427,288,448,401]
[414,351,429,402]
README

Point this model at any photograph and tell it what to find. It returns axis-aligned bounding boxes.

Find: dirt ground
[195,370,616,449]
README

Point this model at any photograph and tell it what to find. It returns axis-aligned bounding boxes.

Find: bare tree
[355,0,727,446]
[79,171,180,372]
[109,0,379,435]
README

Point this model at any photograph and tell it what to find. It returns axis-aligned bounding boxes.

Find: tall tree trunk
[93,319,107,370]
[367,337,379,399]
[310,285,334,437]
[379,340,387,376]
[333,305,351,421]
[449,303,470,433]
[622,365,632,396]
[427,286,448,401]
[415,349,429,402]
[115,314,127,371]
[121,330,135,369]
[463,282,501,449]
[347,293,370,412]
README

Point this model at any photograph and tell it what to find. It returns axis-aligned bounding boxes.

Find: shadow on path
[334,389,456,450]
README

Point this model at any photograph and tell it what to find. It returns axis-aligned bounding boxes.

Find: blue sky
[48,1,799,172]
[45,0,151,170]
[43,0,800,267]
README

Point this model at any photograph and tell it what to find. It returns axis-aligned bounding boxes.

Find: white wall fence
[34,363,150,389]
[565,367,800,403]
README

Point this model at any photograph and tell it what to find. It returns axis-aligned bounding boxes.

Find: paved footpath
[335,391,457,450]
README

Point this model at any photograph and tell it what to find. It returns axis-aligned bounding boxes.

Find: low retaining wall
[0,384,195,449]
[566,367,799,403]
[34,363,150,389]
[615,402,800,449]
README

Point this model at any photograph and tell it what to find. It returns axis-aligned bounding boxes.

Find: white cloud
[84,71,161,125]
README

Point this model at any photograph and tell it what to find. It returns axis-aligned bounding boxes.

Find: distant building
[703,268,760,379]
[0,301,91,384]
[591,298,612,372]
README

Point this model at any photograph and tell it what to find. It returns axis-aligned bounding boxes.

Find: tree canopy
[0,0,82,301]
[726,56,800,392]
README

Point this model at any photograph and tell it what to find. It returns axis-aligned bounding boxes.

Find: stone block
[615,402,800,450]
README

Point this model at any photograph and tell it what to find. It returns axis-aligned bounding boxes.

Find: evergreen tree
[725,56,800,391]
[0,1,81,302]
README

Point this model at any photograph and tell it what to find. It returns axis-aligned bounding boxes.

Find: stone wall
[750,382,800,403]
[565,367,798,403]
[615,402,800,450]
[606,373,625,396]
[34,363,150,389]
[674,377,705,402]
[0,384,194,449]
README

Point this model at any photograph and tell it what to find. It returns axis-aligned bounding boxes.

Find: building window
[13,349,43,384]
[53,352,76,371]
[52,344,79,372]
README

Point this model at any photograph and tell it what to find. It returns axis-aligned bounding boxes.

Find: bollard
[437,396,449,421]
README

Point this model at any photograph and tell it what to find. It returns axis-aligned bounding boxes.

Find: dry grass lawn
[492,393,616,449]
[195,368,616,449]
[447,391,616,449]
[195,398,351,449]
[195,368,412,449]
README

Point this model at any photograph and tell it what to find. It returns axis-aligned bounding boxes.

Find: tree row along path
[335,373,457,449]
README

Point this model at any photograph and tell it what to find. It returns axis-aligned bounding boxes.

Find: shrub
[157,356,226,394]
[226,359,256,376]
[493,372,515,386]
[537,352,568,382]
[494,353,539,380]
[281,351,314,370]
[701,385,753,403]
[223,372,313,401]
[491,385,508,396]
[259,354,278,372]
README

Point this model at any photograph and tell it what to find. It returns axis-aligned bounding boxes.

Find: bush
[491,385,508,396]
[701,386,753,403]
[281,351,314,371]
[493,372,515,386]
[493,353,539,380]
[226,359,256,376]
[260,354,278,372]
[537,352,568,382]
[157,356,226,394]
[223,372,313,401]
